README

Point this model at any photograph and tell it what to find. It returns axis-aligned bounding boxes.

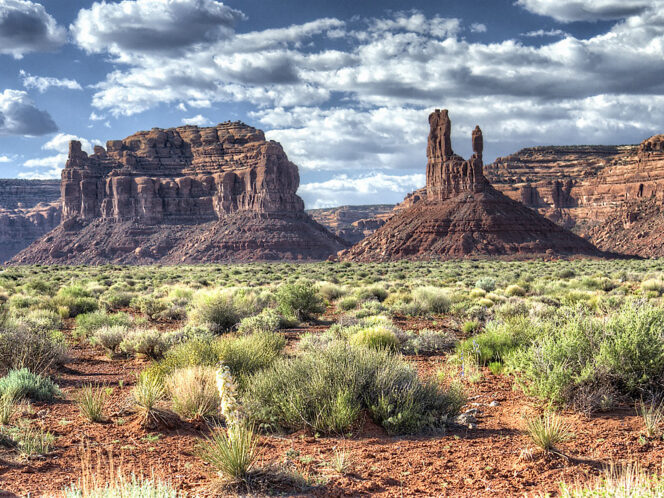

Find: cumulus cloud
[470,23,487,33]
[181,114,213,126]
[20,70,83,93]
[515,0,652,22]
[299,172,425,208]
[0,155,11,163]
[523,29,568,37]
[0,89,57,136]
[71,0,244,59]
[0,0,66,58]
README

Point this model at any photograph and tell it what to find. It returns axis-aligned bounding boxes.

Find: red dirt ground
[1,315,662,497]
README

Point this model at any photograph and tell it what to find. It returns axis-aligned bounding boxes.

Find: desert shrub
[494,299,529,320]
[189,291,241,333]
[402,329,457,355]
[198,423,258,481]
[7,423,55,456]
[297,332,334,352]
[90,326,127,356]
[353,300,388,318]
[76,384,108,422]
[237,308,281,335]
[354,284,388,303]
[469,288,487,299]
[0,368,60,401]
[458,316,539,365]
[462,320,480,334]
[75,311,132,339]
[525,412,573,452]
[505,284,526,297]
[63,476,183,498]
[319,282,346,301]
[0,326,67,375]
[338,296,359,311]
[131,295,168,319]
[349,326,399,351]
[5,309,62,334]
[475,277,496,292]
[167,366,219,419]
[244,343,464,435]
[53,285,98,318]
[100,289,134,310]
[276,283,324,321]
[119,329,170,359]
[507,303,664,408]
[412,287,451,315]
[642,278,664,296]
[558,464,664,497]
[147,332,285,387]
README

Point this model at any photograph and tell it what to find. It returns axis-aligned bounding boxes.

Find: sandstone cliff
[307,205,394,244]
[13,122,346,264]
[340,110,601,262]
[0,180,61,262]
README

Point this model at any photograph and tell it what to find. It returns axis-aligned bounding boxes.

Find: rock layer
[13,122,345,264]
[340,109,601,262]
[0,180,61,262]
[307,205,394,245]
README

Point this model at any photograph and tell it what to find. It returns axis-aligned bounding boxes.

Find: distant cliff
[12,122,345,264]
[0,180,61,262]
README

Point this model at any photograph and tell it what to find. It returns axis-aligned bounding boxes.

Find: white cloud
[299,172,425,208]
[0,0,66,58]
[0,89,58,136]
[89,112,105,121]
[470,23,487,33]
[43,133,93,154]
[71,0,244,59]
[523,29,568,37]
[181,114,213,126]
[515,0,652,22]
[20,70,83,93]
[0,155,11,163]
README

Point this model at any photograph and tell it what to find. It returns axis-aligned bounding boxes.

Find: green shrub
[402,329,457,355]
[506,303,664,409]
[244,343,463,435]
[75,311,132,339]
[53,285,98,318]
[462,320,480,334]
[412,287,451,315]
[458,316,538,365]
[338,296,359,311]
[505,284,526,297]
[0,368,61,401]
[349,326,399,351]
[90,326,127,356]
[198,423,258,481]
[0,326,67,375]
[147,332,285,387]
[475,277,496,292]
[319,282,346,301]
[167,366,219,419]
[5,309,62,334]
[276,283,324,321]
[642,278,664,296]
[119,329,170,359]
[189,291,241,333]
[76,384,108,422]
[237,308,281,335]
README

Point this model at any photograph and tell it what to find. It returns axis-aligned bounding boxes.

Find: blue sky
[0,0,662,208]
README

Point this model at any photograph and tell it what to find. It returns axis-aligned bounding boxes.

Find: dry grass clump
[525,412,573,453]
[166,366,219,419]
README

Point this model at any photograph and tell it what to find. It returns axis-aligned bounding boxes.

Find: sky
[0,0,663,208]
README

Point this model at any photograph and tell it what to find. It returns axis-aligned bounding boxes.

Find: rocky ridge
[340,109,601,262]
[307,205,395,244]
[13,122,346,264]
[0,180,61,262]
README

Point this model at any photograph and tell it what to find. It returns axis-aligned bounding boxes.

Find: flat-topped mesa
[425,109,488,202]
[61,122,304,223]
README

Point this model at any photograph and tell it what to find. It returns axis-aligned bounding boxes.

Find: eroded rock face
[13,122,346,264]
[61,123,304,223]
[340,109,601,262]
[307,205,394,245]
[0,180,61,262]
[484,136,664,236]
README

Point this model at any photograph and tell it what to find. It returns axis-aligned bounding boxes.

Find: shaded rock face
[13,122,346,264]
[0,180,61,262]
[484,136,664,237]
[340,109,601,262]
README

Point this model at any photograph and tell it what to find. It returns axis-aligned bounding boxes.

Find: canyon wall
[13,122,345,264]
[0,180,61,262]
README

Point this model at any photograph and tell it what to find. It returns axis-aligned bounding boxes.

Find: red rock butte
[340,109,602,261]
[12,122,346,264]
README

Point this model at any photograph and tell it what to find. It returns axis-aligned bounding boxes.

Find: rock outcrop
[307,205,394,244]
[0,180,61,262]
[340,110,601,262]
[13,122,346,264]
